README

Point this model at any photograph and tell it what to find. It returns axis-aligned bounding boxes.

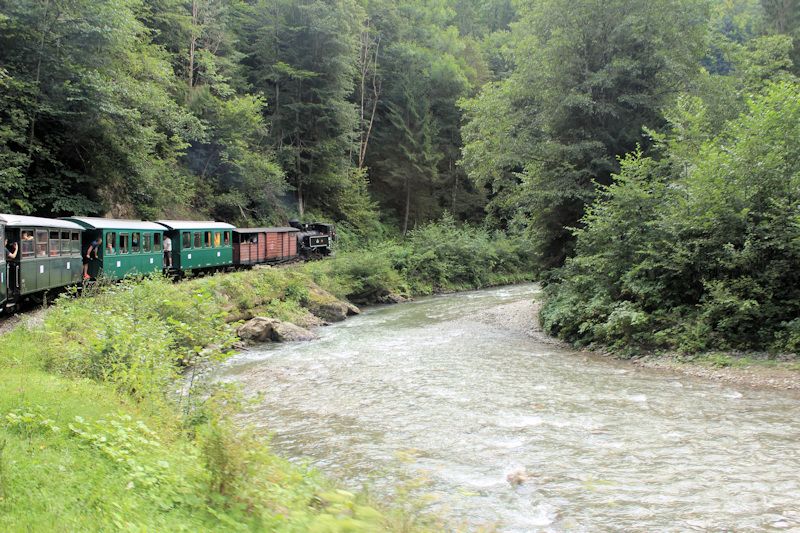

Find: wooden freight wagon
[156,220,235,272]
[232,227,299,266]
[0,215,83,304]
[64,217,165,279]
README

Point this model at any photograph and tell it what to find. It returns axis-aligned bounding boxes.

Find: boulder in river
[304,284,360,322]
[506,468,535,486]
[312,301,351,322]
[271,320,317,342]
[237,317,276,342]
[237,317,316,343]
[377,292,408,304]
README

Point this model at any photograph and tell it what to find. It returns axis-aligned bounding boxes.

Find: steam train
[0,214,335,313]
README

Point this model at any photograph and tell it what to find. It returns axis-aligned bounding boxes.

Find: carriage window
[49,231,60,256]
[105,232,116,255]
[119,233,130,254]
[61,231,71,255]
[131,232,141,253]
[143,233,151,253]
[21,231,34,258]
[36,230,48,257]
[182,232,191,248]
[214,232,221,247]
[153,233,162,252]
[204,231,212,248]
[71,232,80,253]
[193,232,202,248]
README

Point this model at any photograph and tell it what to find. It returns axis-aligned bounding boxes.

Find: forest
[2,1,800,530]
[1,0,799,353]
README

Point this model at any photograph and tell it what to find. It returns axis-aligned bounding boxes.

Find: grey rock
[271,321,317,342]
[237,317,277,342]
[237,316,316,343]
[378,292,408,304]
[311,301,350,322]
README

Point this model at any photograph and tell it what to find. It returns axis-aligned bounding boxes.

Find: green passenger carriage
[0,215,83,304]
[155,220,234,272]
[64,217,165,279]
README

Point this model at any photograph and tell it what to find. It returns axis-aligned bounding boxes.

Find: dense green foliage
[461,0,708,265]
[0,0,513,229]
[454,0,800,355]
[308,215,535,301]
[541,82,800,354]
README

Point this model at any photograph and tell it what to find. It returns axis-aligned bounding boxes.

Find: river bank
[2,253,794,530]
[0,268,413,531]
[476,297,800,391]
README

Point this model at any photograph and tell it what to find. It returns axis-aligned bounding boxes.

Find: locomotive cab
[289,220,335,257]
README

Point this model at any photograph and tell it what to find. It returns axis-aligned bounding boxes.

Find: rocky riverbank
[475,296,800,392]
[235,287,360,344]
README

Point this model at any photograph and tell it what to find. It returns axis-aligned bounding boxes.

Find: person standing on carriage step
[82,237,102,280]
[5,237,18,260]
[163,235,172,269]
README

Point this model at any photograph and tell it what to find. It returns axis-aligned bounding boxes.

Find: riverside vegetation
[2,0,799,359]
[0,222,533,531]
[2,0,800,526]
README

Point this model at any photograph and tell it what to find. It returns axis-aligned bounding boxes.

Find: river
[219,284,800,532]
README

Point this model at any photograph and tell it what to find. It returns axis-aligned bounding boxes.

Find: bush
[541,82,800,355]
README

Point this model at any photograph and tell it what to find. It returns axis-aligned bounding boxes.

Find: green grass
[0,369,209,531]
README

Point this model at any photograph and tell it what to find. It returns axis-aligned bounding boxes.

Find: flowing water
[219,284,800,532]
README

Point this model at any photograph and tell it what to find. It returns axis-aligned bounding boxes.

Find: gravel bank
[0,307,49,336]
[631,355,800,391]
[476,296,800,392]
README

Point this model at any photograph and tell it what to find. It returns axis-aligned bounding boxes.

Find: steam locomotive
[289,220,336,257]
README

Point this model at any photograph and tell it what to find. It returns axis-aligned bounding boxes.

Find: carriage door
[0,225,6,305]
[7,228,22,295]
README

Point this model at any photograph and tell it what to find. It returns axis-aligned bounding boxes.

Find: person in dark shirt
[4,238,18,260]
[82,237,102,280]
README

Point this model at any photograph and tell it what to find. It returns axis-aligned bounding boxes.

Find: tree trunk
[450,159,457,213]
[27,0,52,163]
[188,0,199,87]
[357,23,380,169]
[403,176,411,235]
